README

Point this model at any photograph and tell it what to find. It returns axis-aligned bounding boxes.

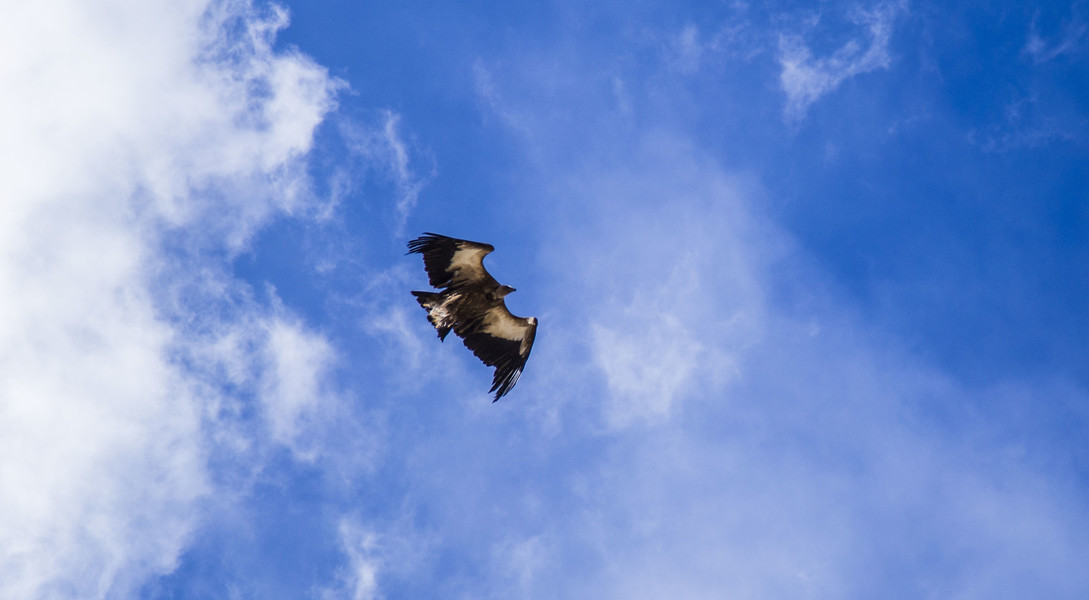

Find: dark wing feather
[406,233,497,290]
[458,303,538,401]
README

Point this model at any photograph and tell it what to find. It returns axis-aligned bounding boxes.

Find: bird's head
[497,285,516,298]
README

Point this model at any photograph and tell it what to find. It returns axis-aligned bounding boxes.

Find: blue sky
[3,0,1089,598]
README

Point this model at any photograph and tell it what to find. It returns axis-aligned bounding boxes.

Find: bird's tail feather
[411,291,452,341]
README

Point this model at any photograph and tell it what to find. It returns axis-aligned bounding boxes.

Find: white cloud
[259,311,339,456]
[778,1,905,123]
[0,0,342,596]
[0,221,207,597]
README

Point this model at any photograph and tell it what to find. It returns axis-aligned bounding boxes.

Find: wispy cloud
[541,135,768,428]
[340,110,430,236]
[967,95,1089,152]
[322,519,382,600]
[496,137,1089,595]
[321,510,441,600]
[357,47,1089,592]
[778,1,906,123]
[472,59,537,137]
[970,4,1089,153]
[1024,5,1089,64]
[590,263,745,427]
[663,12,765,75]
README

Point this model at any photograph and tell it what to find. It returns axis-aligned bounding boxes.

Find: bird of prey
[407,233,538,401]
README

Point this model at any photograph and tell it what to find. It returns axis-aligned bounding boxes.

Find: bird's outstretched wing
[458,304,538,401]
[406,233,496,290]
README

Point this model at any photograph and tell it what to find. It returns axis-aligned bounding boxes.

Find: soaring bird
[407,233,538,401]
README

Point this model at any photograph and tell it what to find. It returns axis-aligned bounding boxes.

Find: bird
[407,232,538,401]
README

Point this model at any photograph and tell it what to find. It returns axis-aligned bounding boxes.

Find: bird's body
[407,233,537,401]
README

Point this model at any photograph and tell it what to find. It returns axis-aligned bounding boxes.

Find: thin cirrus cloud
[317,518,381,600]
[573,145,764,428]
[1023,4,1089,64]
[458,132,1089,600]
[778,1,906,123]
[398,153,1085,596]
[971,6,1089,152]
[339,110,431,236]
[430,12,1089,597]
[0,0,347,596]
